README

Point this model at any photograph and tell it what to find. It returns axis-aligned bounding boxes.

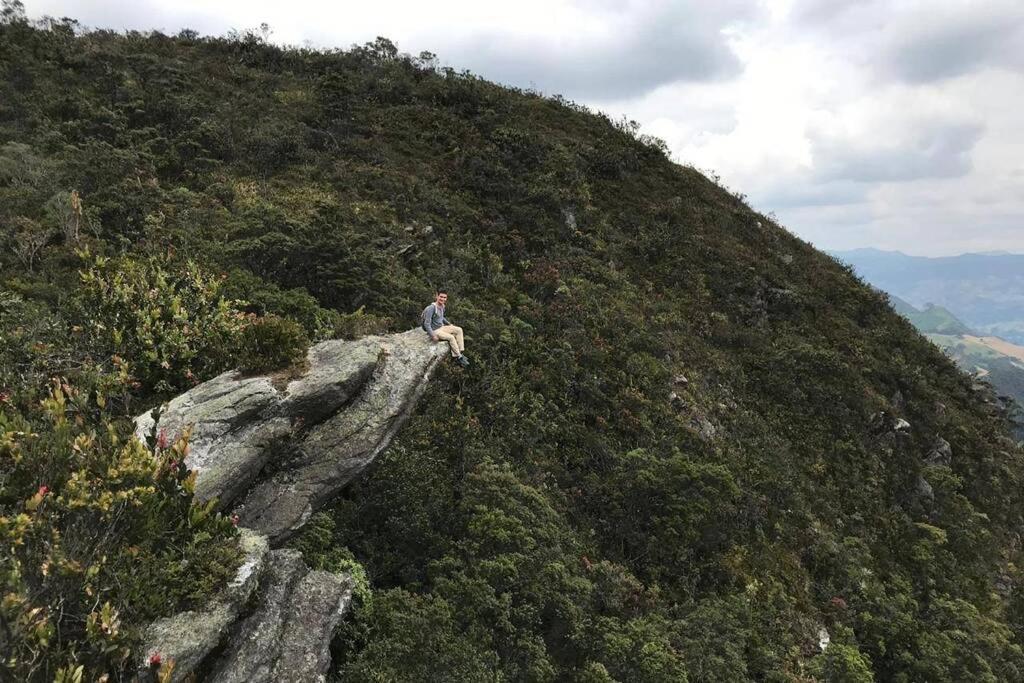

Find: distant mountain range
[833,251,1024,432]
[831,248,1024,345]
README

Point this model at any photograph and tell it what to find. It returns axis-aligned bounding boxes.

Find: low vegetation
[2,4,1024,680]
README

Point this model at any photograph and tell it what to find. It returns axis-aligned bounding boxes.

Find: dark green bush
[332,306,392,340]
[236,314,310,374]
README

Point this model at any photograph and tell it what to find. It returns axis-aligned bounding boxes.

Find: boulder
[925,437,953,467]
[209,550,353,683]
[234,331,445,541]
[134,329,444,681]
[136,529,269,681]
[135,329,444,542]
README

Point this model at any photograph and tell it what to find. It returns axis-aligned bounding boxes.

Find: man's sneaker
[456,355,470,367]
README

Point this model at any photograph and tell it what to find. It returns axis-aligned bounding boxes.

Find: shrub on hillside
[76,253,244,395]
[332,306,392,340]
[0,377,241,680]
[236,314,310,374]
[220,267,342,340]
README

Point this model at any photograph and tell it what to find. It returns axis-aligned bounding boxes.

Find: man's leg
[435,326,461,357]
[453,326,465,353]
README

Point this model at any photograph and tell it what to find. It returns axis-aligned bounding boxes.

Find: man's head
[435,289,448,306]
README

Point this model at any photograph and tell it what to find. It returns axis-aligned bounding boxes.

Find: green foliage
[290,512,371,604]
[76,253,243,394]
[813,643,874,683]
[235,313,309,374]
[0,377,241,680]
[1,15,1024,682]
[335,589,500,682]
[220,267,341,339]
[332,306,393,340]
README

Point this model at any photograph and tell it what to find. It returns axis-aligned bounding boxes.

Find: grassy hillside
[885,295,1021,438]
[903,302,973,336]
[3,9,1024,681]
[926,334,1024,435]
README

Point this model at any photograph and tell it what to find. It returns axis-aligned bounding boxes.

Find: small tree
[8,216,53,271]
[44,190,83,244]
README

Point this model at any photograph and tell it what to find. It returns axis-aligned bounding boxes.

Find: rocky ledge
[133,329,445,681]
[134,328,445,544]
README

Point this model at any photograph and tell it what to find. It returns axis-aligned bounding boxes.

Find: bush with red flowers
[0,376,241,680]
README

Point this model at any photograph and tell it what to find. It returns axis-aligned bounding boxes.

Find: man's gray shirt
[421,303,449,335]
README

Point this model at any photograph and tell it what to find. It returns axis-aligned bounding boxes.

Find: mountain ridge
[3,14,1024,681]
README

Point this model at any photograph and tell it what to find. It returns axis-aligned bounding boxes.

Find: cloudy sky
[27,0,1024,256]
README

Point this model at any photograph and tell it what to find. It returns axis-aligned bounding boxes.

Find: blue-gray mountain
[831,248,1024,344]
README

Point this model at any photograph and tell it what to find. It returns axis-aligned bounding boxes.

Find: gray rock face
[137,529,269,681]
[137,539,354,683]
[209,550,353,683]
[926,437,953,467]
[236,332,444,541]
[135,329,444,542]
[133,329,444,680]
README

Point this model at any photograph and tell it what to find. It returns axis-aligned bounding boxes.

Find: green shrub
[0,377,241,680]
[332,306,392,340]
[236,314,310,374]
[220,268,342,340]
[76,252,244,395]
[812,642,875,683]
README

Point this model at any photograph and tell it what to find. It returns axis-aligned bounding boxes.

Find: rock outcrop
[208,550,353,683]
[137,529,269,679]
[133,329,444,681]
[135,328,444,544]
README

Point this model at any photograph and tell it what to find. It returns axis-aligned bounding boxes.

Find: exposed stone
[915,474,935,502]
[209,551,353,683]
[691,416,717,441]
[563,207,577,231]
[925,437,953,467]
[137,529,268,681]
[894,418,911,433]
[273,570,352,680]
[235,331,445,542]
[135,340,380,510]
[135,330,444,541]
[135,329,442,681]
[673,374,689,385]
[891,389,905,411]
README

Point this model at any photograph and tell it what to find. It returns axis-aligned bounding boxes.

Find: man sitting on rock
[422,289,469,366]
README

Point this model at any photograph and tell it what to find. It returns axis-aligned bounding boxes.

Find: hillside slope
[3,14,1024,682]
[889,297,973,336]
[874,296,1022,438]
